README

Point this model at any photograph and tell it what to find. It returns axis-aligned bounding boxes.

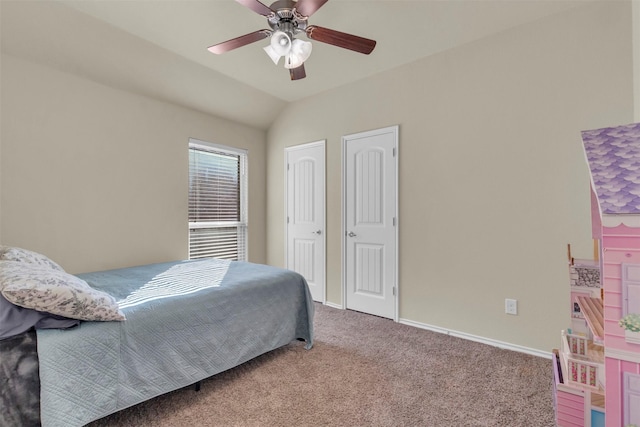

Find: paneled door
[343,126,398,320]
[286,141,326,302]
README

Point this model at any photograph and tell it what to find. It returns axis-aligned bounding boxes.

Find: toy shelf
[577,296,604,342]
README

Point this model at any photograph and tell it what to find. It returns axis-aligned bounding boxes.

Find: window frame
[188,138,248,261]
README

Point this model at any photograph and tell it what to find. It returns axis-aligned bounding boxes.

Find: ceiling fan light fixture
[270,30,292,56]
[208,0,376,80]
[293,38,312,59]
[283,39,312,69]
[263,44,282,65]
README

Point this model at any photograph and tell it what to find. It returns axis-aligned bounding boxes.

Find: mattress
[35,258,314,427]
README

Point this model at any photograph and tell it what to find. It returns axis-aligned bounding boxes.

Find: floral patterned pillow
[0,246,65,272]
[0,261,125,321]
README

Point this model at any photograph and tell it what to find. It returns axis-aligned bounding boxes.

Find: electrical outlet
[505,298,518,315]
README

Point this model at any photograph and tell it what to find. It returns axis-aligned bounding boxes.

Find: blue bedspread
[36,259,314,427]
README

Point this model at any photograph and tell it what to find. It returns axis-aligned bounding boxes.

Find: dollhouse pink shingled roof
[582,122,640,215]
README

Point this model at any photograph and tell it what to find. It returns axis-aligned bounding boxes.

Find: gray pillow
[0,293,79,341]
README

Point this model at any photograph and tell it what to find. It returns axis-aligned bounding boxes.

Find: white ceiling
[1,0,588,129]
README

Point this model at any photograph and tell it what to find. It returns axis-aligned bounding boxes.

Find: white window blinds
[188,139,247,261]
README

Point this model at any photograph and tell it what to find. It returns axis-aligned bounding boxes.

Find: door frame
[285,140,326,304]
[341,125,399,321]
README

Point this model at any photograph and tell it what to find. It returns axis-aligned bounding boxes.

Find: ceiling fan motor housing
[267,0,308,38]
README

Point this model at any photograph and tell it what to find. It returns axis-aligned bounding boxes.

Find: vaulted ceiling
[1,0,585,129]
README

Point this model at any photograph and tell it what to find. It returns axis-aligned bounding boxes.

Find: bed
[0,256,314,427]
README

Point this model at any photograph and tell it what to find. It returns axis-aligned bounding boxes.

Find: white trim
[606,347,640,363]
[284,149,288,268]
[341,137,347,317]
[325,301,343,310]
[394,128,399,322]
[188,137,248,156]
[341,125,399,322]
[286,140,325,152]
[399,318,552,359]
[285,140,327,304]
[321,305,552,358]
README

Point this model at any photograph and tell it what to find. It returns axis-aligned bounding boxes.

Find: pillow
[0,293,79,340]
[0,261,125,322]
[0,246,65,272]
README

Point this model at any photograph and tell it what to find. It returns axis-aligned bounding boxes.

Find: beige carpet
[88,303,555,427]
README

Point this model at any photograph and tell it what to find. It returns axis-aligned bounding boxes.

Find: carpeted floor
[88,303,555,426]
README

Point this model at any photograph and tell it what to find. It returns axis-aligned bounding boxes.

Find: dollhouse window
[623,372,640,426]
[622,264,640,316]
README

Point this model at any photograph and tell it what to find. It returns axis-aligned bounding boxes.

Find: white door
[286,141,325,302]
[343,126,398,320]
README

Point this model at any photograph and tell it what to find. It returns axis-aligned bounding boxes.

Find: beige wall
[635,0,640,122]
[0,1,635,353]
[0,53,2,245]
[266,2,634,352]
[1,54,267,274]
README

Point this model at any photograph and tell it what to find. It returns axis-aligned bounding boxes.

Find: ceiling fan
[208,0,377,81]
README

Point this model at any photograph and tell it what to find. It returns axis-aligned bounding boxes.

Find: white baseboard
[319,304,551,359]
[398,318,552,359]
[324,301,343,310]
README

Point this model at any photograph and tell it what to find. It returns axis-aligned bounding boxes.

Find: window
[188,138,247,261]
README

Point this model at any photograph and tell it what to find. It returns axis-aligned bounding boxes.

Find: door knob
[348,231,357,237]
[313,230,322,235]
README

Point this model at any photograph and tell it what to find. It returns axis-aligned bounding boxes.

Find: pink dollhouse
[554,122,640,427]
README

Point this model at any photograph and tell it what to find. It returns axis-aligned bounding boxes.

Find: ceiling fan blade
[306,25,376,55]
[235,0,274,16]
[208,30,271,54]
[294,0,328,18]
[289,64,306,80]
